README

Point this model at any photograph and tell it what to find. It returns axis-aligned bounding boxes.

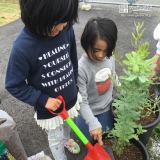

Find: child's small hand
[152,53,160,74]
[90,128,103,145]
[45,97,62,111]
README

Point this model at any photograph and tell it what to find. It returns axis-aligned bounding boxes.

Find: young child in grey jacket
[76,17,118,145]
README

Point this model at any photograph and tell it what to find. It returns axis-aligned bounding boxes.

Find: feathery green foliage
[108,22,159,157]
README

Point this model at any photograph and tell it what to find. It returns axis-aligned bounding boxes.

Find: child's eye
[93,49,100,52]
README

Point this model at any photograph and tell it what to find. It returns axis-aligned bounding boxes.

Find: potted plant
[97,22,160,160]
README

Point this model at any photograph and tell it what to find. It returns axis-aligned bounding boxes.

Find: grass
[0,0,20,26]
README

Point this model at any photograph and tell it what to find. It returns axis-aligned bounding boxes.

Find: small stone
[81,3,91,11]
[152,141,160,157]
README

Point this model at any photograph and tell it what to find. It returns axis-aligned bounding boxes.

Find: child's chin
[51,32,59,36]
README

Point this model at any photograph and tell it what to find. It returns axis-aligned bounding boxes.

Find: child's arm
[5,46,61,111]
[152,53,160,74]
[152,23,160,74]
[77,67,103,145]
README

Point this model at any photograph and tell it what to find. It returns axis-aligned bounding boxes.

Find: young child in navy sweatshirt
[5,0,81,159]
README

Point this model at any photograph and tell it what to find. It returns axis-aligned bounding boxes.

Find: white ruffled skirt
[34,92,82,130]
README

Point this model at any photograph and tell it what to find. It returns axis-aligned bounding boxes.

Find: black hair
[81,17,117,59]
[19,0,79,37]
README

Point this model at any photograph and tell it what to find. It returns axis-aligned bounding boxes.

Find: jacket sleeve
[69,28,78,83]
[5,45,49,109]
[154,23,160,41]
[153,23,160,55]
[77,67,102,132]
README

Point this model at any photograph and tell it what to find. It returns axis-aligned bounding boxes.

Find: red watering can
[48,96,111,160]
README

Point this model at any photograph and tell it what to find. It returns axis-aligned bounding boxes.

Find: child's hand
[45,97,62,111]
[152,53,160,74]
[90,128,103,145]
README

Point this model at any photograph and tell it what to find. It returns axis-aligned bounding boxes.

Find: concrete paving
[0,3,160,160]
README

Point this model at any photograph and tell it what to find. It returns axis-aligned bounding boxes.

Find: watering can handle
[48,96,94,151]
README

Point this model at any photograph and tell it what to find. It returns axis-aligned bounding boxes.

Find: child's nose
[98,52,104,58]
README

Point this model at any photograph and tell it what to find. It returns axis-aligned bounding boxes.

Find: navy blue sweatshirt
[5,26,78,119]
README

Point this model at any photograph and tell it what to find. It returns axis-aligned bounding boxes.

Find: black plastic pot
[139,104,160,145]
[90,133,150,160]
[139,85,160,145]
[130,139,150,160]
